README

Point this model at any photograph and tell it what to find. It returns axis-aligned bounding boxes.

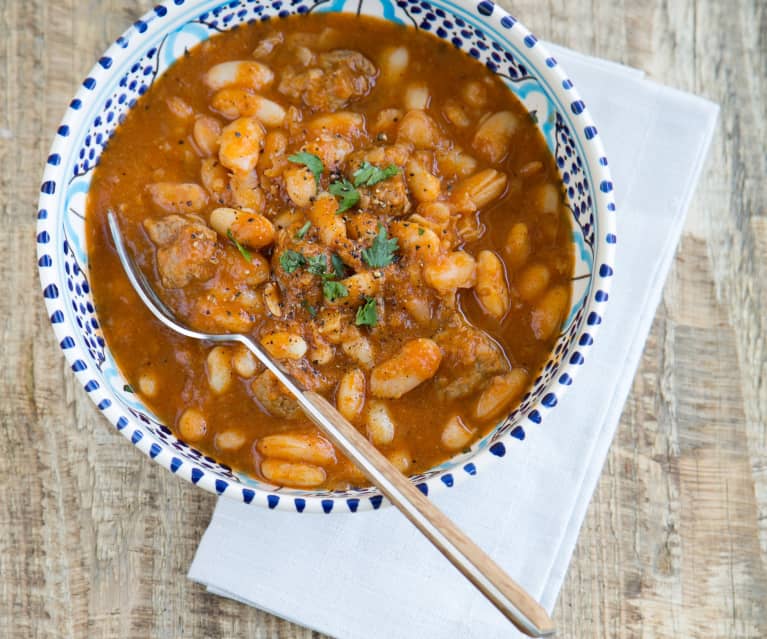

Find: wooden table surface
[2,0,765,636]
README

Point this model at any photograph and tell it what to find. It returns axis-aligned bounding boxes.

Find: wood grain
[1,0,765,637]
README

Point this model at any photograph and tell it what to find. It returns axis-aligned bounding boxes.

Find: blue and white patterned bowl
[37,0,616,513]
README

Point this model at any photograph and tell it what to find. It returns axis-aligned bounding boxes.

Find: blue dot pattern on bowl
[36,0,616,513]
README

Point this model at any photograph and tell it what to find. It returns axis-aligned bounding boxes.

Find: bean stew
[86,13,573,490]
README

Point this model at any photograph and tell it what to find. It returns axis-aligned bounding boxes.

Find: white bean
[437,148,477,178]
[206,346,233,394]
[216,429,247,452]
[516,263,551,302]
[341,330,375,369]
[442,99,471,128]
[366,400,395,446]
[200,158,229,203]
[505,222,531,270]
[262,282,282,317]
[232,346,260,378]
[261,459,326,487]
[387,448,411,473]
[211,88,286,125]
[218,117,264,174]
[397,110,441,149]
[531,286,569,341]
[389,220,441,263]
[461,80,487,108]
[370,338,442,399]
[373,108,404,135]
[475,250,510,320]
[229,171,266,211]
[192,116,222,157]
[147,182,208,214]
[423,251,477,294]
[178,408,207,442]
[380,46,409,83]
[209,207,275,249]
[316,308,346,344]
[473,111,518,163]
[284,164,318,207]
[441,415,476,450]
[306,112,365,139]
[261,332,307,360]
[327,272,378,308]
[257,433,336,465]
[204,60,274,91]
[137,371,158,398]
[536,182,560,214]
[474,370,528,421]
[405,158,441,203]
[404,82,430,110]
[403,295,432,325]
[450,168,507,213]
[336,369,366,421]
[166,96,193,120]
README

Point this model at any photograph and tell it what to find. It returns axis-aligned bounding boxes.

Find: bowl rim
[36,0,616,513]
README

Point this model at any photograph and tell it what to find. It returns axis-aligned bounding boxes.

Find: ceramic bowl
[37,0,616,513]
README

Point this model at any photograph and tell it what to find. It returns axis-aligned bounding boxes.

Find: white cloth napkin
[188,45,719,638]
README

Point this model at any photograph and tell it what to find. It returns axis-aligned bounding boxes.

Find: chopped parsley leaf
[355,297,378,327]
[323,280,349,301]
[362,224,399,268]
[227,229,252,263]
[302,300,318,318]
[295,220,312,239]
[306,254,328,277]
[328,178,360,214]
[353,161,400,187]
[279,249,307,273]
[287,152,324,185]
[418,227,425,236]
[330,253,347,280]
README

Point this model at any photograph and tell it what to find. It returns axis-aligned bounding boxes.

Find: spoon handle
[106,211,552,635]
[303,390,555,637]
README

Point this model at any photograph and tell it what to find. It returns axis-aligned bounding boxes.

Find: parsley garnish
[362,224,399,268]
[288,152,324,185]
[355,297,378,327]
[353,161,400,187]
[418,227,425,236]
[328,178,360,214]
[227,229,252,263]
[279,249,307,273]
[307,254,328,277]
[323,280,349,301]
[302,300,318,317]
[295,220,312,239]
[330,253,346,280]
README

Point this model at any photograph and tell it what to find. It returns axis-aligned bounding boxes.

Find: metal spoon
[107,210,555,637]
